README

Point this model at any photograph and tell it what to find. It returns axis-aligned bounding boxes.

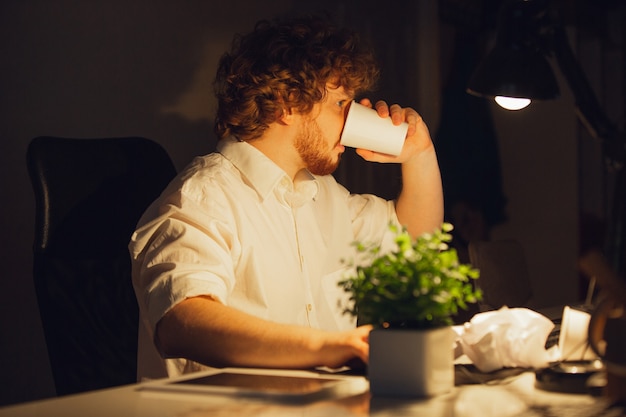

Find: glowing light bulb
[495,96,531,110]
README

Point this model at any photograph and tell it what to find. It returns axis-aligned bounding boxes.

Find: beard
[294,117,341,176]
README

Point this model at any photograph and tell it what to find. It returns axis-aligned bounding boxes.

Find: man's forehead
[325,84,354,100]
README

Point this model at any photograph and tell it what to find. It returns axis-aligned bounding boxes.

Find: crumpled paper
[454,306,558,372]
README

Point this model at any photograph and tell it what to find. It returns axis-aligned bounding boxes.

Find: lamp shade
[467,44,559,100]
[466,0,560,101]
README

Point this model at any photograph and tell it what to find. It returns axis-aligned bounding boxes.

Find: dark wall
[0,0,435,405]
[1,0,621,406]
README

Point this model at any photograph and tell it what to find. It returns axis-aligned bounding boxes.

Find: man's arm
[395,139,444,238]
[156,295,372,369]
[355,100,444,238]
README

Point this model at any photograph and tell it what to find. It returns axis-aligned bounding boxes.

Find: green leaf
[338,223,482,329]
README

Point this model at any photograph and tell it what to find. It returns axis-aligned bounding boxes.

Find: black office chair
[27,136,177,396]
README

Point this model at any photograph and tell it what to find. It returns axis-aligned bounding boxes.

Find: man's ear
[278,107,296,125]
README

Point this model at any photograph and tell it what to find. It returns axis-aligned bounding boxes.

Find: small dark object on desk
[455,364,528,385]
[535,360,606,395]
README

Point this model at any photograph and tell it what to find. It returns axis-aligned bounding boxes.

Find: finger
[356,148,396,162]
[389,103,404,125]
[354,326,373,363]
[406,110,423,137]
[406,109,421,125]
[358,97,373,108]
[358,324,374,339]
[374,100,390,117]
[357,342,370,364]
[355,149,373,160]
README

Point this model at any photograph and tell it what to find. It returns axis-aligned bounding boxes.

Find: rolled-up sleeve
[316,172,400,250]
[130,191,239,335]
[348,192,400,245]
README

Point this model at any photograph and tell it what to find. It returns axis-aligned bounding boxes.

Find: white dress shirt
[129,137,400,380]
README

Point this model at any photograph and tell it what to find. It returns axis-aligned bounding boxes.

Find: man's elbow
[153,297,232,368]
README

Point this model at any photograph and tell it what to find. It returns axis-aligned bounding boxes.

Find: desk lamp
[466,0,626,400]
[466,0,559,111]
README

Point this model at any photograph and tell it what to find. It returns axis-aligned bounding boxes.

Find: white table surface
[0,367,613,417]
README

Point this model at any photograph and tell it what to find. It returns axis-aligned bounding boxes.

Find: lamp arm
[551,22,625,165]
[550,21,626,277]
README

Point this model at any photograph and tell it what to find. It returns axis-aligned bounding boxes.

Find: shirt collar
[217,137,319,205]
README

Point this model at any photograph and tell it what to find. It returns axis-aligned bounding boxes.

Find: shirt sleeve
[130,190,239,335]
[349,192,400,246]
[317,175,401,250]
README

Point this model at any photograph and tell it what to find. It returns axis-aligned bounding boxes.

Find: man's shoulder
[176,152,241,195]
[182,152,235,180]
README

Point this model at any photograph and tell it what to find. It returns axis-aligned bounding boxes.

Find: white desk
[0,368,614,417]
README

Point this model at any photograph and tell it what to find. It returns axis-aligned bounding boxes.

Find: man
[129,15,443,380]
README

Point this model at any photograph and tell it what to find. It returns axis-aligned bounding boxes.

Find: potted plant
[339,223,481,397]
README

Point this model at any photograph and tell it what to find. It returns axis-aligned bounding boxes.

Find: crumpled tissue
[454,306,558,372]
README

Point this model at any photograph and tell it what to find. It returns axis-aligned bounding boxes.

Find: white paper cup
[558,306,598,361]
[340,100,408,156]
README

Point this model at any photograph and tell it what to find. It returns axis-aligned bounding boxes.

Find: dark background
[1,0,623,406]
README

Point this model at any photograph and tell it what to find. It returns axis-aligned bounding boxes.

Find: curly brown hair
[213,15,380,141]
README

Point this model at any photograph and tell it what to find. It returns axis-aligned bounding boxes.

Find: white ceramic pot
[368,326,455,397]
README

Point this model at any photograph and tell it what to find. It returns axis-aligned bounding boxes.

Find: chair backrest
[27,136,177,396]
[468,239,534,310]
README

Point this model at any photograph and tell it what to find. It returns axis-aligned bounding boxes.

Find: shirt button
[307,304,313,312]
